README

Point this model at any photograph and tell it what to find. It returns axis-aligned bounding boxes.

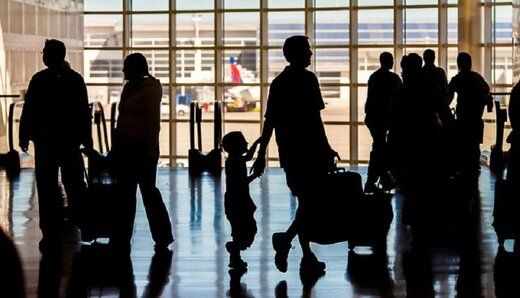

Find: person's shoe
[299,254,326,273]
[272,232,291,273]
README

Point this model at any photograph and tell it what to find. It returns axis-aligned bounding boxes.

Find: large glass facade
[83,0,514,166]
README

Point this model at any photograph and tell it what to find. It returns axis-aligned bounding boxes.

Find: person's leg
[366,126,386,190]
[111,154,139,249]
[296,186,326,272]
[226,220,247,269]
[137,157,174,248]
[272,170,302,272]
[60,147,87,225]
[34,145,61,242]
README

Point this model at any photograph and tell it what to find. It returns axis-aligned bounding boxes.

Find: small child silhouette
[222,131,260,270]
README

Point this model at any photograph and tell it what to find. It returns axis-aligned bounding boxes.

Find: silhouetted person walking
[111,53,173,252]
[422,49,448,101]
[364,52,402,192]
[222,132,260,270]
[252,35,339,273]
[422,49,455,175]
[19,39,93,250]
[448,52,492,176]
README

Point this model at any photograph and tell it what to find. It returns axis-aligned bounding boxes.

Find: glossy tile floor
[0,167,518,297]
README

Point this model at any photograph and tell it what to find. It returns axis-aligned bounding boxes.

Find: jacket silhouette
[110,53,173,252]
[19,40,92,249]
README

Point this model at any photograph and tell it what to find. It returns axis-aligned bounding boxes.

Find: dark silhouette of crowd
[2,35,513,297]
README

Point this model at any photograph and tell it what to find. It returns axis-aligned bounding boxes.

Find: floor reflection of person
[111,53,174,252]
[252,35,339,273]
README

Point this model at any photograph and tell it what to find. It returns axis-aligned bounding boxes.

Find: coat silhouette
[19,39,92,247]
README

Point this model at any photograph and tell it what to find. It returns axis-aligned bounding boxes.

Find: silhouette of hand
[251,154,266,177]
[331,149,341,162]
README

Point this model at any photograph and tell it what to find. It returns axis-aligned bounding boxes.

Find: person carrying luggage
[251,35,339,273]
[222,131,260,270]
[364,52,402,193]
[110,53,174,252]
[19,39,93,252]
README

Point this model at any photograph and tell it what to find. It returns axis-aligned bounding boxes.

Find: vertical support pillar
[169,0,177,166]
[439,0,448,70]
[394,0,404,69]
[215,0,223,140]
[305,0,315,73]
[123,0,130,58]
[260,0,269,163]
[350,1,358,165]
[483,0,492,84]
[459,0,483,74]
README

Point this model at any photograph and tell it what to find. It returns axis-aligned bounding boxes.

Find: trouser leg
[138,159,173,245]
[34,147,61,238]
[114,168,138,245]
[367,127,387,186]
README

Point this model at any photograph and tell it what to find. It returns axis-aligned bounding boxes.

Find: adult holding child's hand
[254,35,337,274]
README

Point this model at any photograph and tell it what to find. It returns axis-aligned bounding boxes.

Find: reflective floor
[0,167,517,297]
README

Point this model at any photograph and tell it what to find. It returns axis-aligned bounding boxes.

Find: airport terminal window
[82,0,513,166]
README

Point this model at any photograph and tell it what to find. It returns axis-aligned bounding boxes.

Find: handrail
[89,102,110,154]
[8,102,23,151]
[110,102,118,146]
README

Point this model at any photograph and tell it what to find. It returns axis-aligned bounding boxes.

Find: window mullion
[350,0,359,165]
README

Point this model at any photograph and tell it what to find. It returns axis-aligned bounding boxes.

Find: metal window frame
[82,0,513,166]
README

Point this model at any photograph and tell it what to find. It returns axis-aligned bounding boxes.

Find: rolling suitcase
[79,102,120,242]
[79,167,120,242]
[0,102,21,178]
[188,101,222,175]
[305,169,393,251]
[493,178,520,247]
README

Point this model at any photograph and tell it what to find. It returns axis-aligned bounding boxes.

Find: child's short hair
[222,131,245,153]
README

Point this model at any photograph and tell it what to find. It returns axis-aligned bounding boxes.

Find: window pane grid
[82,1,512,166]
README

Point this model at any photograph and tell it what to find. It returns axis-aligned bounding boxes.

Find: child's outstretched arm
[245,138,261,161]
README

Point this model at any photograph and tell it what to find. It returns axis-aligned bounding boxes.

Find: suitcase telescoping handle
[110,102,118,147]
[329,165,346,174]
[196,104,202,151]
[189,102,196,150]
[214,101,222,150]
[8,102,16,151]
